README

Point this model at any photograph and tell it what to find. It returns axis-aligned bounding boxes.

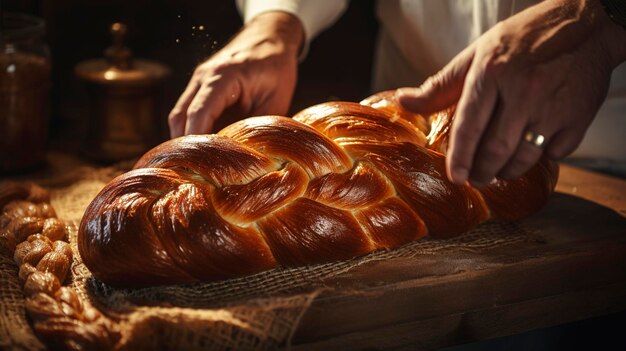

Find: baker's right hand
[169,12,304,138]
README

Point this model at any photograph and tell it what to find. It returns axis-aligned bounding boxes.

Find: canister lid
[75,23,170,86]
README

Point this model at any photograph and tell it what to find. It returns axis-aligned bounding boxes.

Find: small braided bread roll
[78,91,558,288]
[0,181,116,350]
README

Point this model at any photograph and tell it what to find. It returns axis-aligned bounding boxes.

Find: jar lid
[74,23,170,86]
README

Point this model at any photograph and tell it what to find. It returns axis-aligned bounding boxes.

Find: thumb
[397,45,476,114]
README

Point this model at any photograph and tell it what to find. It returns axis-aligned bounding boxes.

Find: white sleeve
[236,0,349,59]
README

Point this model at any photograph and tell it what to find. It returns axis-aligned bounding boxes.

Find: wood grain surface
[291,164,626,350]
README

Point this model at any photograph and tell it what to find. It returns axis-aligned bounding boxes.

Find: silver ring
[523,130,546,148]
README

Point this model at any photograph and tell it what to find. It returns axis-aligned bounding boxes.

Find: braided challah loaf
[0,181,116,350]
[78,90,558,287]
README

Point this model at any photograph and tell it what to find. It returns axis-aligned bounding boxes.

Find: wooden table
[291,164,626,350]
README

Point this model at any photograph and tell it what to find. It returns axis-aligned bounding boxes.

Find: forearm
[223,12,304,60]
[236,0,348,59]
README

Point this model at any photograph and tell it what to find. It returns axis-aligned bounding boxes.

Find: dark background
[4,0,378,150]
[3,1,625,349]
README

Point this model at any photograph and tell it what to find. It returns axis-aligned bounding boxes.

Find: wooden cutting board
[291,164,626,350]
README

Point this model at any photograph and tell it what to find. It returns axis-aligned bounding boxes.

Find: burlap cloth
[0,153,536,350]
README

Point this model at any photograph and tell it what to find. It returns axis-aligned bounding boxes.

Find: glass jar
[0,13,51,173]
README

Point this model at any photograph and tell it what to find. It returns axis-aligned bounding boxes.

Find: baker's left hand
[397,0,626,187]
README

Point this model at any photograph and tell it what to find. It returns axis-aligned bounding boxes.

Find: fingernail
[451,167,468,185]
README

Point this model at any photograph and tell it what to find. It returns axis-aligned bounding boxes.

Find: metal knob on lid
[105,22,132,69]
[75,22,170,162]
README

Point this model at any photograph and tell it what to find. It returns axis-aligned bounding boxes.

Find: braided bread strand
[0,181,117,350]
[79,91,558,288]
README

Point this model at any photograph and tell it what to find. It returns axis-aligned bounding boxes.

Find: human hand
[168,12,304,137]
[397,0,626,187]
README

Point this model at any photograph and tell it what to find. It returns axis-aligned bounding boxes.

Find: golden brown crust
[0,180,117,350]
[360,90,454,153]
[258,198,374,265]
[213,163,309,224]
[293,101,427,146]
[359,90,431,135]
[218,116,354,177]
[355,197,427,248]
[479,157,559,220]
[344,141,490,238]
[78,90,559,287]
[135,134,279,187]
[305,162,393,210]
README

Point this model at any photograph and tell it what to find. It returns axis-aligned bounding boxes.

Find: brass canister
[75,23,170,161]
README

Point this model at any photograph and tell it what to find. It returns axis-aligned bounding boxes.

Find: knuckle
[211,61,231,75]
[424,70,449,92]
[193,63,209,77]
[186,106,202,119]
[168,111,183,123]
[482,36,514,75]
[483,50,508,74]
[196,59,234,78]
[429,72,445,87]
[212,58,244,76]
[421,76,439,93]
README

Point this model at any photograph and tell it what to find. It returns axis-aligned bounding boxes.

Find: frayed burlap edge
[0,255,46,351]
